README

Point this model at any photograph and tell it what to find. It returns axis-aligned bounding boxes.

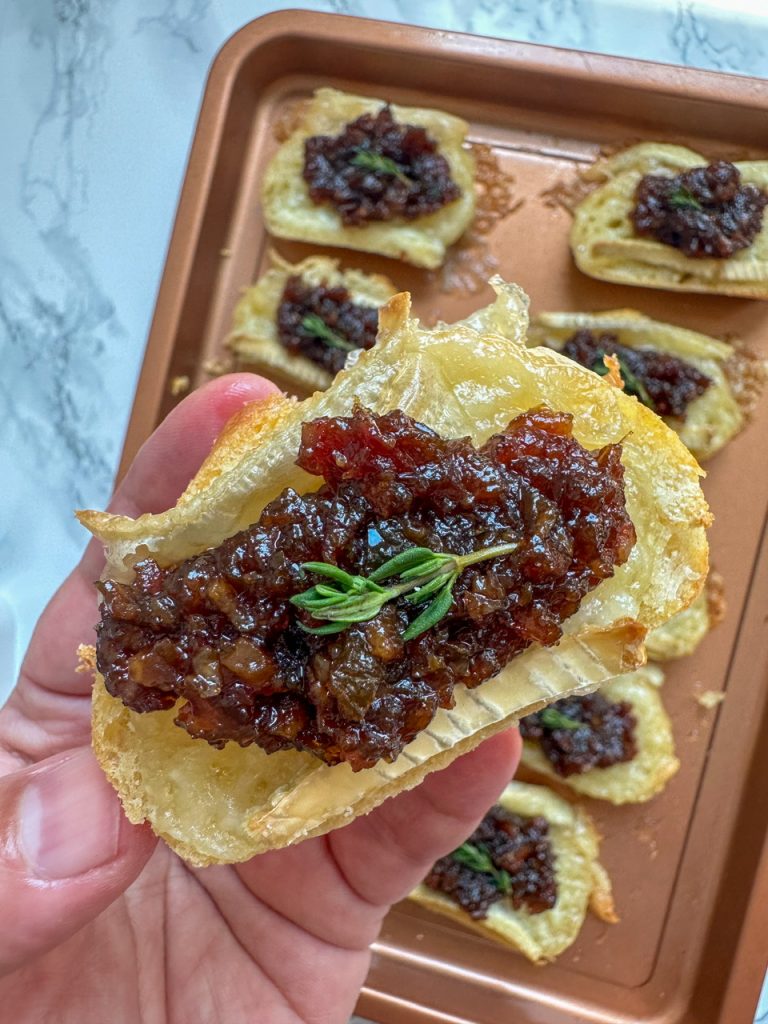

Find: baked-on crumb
[697,690,725,710]
[170,375,190,396]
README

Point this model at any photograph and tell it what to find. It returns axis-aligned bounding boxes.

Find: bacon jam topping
[562,328,712,418]
[520,692,637,776]
[303,105,461,226]
[425,807,557,918]
[276,275,379,375]
[96,406,635,771]
[631,161,767,259]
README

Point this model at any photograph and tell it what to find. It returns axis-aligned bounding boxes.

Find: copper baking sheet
[117,12,768,1024]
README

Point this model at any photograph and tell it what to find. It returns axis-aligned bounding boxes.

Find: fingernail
[19,749,122,880]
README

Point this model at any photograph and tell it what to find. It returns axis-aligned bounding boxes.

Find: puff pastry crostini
[262,88,476,269]
[78,278,708,866]
[410,781,617,962]
[570,144,768,298]
[228,251,398,394]
[646,569,725,661]
[528,308,766,461]
[519,666,679,805]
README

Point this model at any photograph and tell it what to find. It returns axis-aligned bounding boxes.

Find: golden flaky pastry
[571,143,768,298]
[520,666,679,804]
[79,278,709,866]
[262,88,475,269]
[646,569,725,661]
[528,309,766,461]
[227,251,397,394]
[409,781,617,963]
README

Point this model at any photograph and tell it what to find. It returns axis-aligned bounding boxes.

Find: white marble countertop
[2,2,766,1021]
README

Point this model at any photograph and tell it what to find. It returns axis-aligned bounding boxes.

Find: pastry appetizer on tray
[410,781,617,962]
[528,309,765,461]
[262,88,475,268]
[570,143,768,298]
[228,251,397,394]
[78,277,709,866]
[519,666,679,804]
[646,569,725,661]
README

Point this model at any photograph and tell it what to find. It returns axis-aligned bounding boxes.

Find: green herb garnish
[350,148,412,185]
[300,314,355,352]
[539,707,582,731]
[592,353,656,411]
[291,541,519,641]
[668,185,703,212]
[452,841,511,894]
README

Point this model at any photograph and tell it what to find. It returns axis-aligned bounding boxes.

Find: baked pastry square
[571,143,768,298]
[410,781,617,962]
[528,308,765,462]
[520,666,679,805]
[262,88,476,269]
[228,251,397,394]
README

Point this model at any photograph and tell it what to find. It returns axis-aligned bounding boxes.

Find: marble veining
[1,3,767,1020]
[671,0,765,71]
[136,0,211,53]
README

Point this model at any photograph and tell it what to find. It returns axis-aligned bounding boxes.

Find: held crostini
[528,309,765,461]
[570,144,768,298]
[262,88,476,269]
[78,278,709,866]
[519,666,679,805]
[410,781,617,963]
[228,251,398,394]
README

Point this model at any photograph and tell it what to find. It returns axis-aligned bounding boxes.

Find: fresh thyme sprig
[452,841,512,894]
[668,184,703,212]
[350,148,412,185]
[539,707,582,731]
[592,353,656,411]
[290,541,519,641]
[300,313,355,352]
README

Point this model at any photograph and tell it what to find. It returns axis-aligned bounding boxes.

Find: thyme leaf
[539,707,582,731]
[452,842,512,894]
[350,148,412,185]
[668,185,703,211]
[402,573,458,642]
[300,314,355,352]
[291,541,519,640]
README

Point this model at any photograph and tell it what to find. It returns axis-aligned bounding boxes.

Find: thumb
[0,746,156,975]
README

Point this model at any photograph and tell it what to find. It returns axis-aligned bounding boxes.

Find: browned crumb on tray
[170,375,191,396]
[471,142,524,235]
[203,355,235,377]
[428,231,501,295]
[705,570,727,629]
[723,342,768,422]
[426,143,524,296]
[539,169,598,215]
[697,690,725,710]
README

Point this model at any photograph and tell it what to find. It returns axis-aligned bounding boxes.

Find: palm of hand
[0,376,518,1023]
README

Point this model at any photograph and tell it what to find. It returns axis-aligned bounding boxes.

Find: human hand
[0,375,519,1023]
